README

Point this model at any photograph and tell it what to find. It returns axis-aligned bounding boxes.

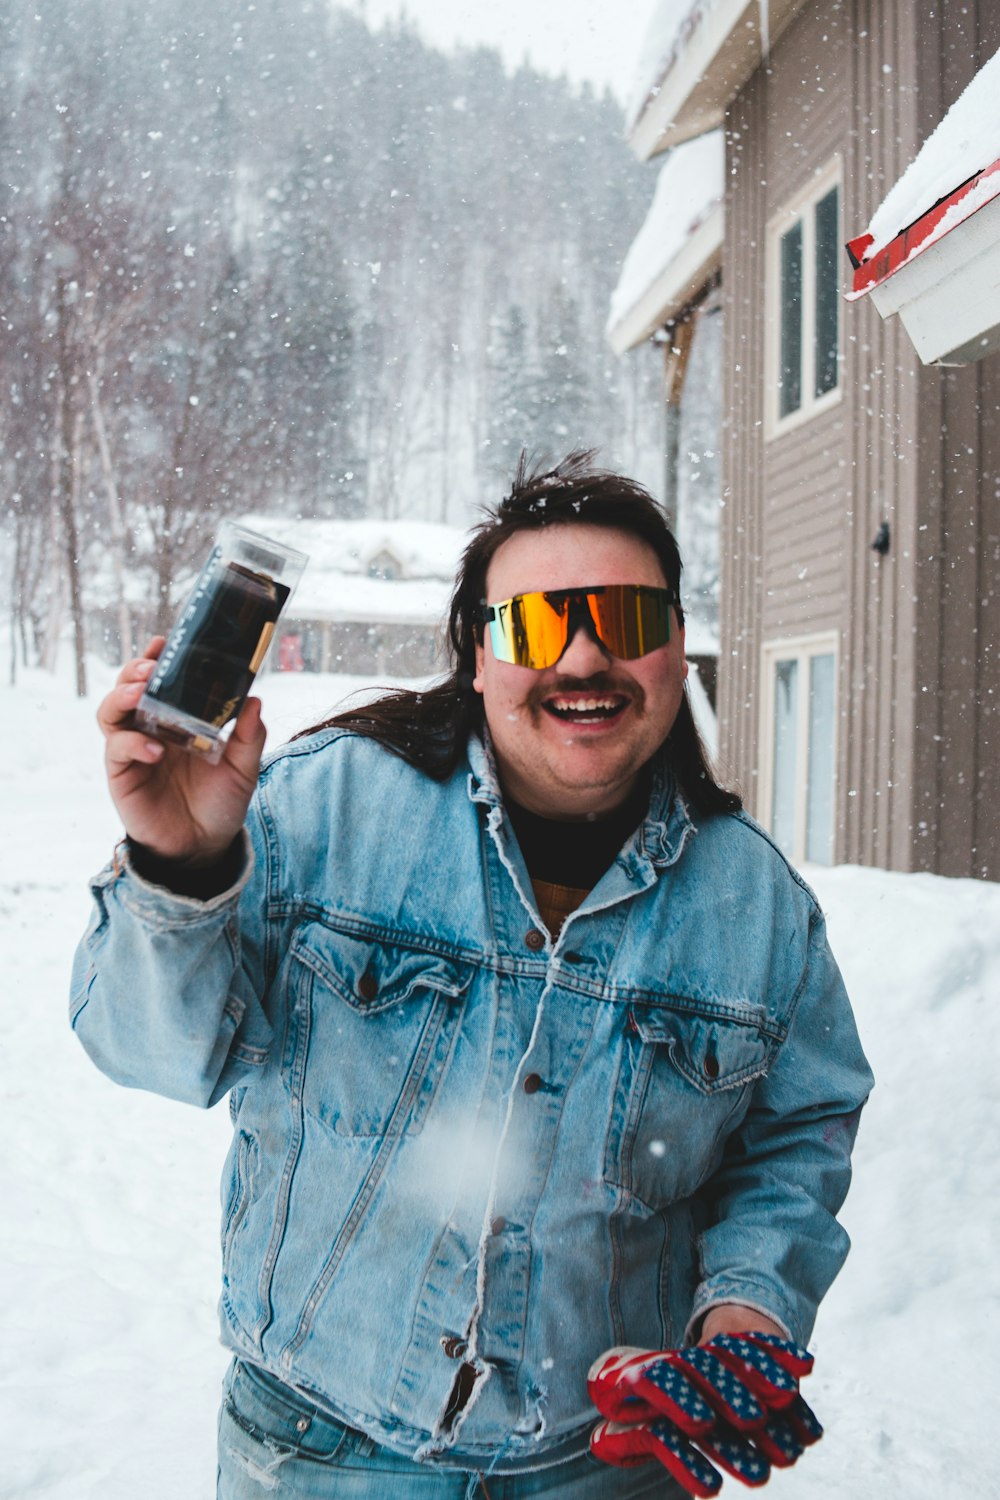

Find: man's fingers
[223,697,266,778]
[105,728,166,773]
[99,675,154,735]
[590,1420,723,1497]
[113,639,164,686]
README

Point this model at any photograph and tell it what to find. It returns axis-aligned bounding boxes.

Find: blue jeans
[216,1360,681,1499]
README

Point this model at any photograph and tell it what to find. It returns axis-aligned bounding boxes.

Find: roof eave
[628,0,808,161]
[606,204,724,355]
[847,166,1000,366]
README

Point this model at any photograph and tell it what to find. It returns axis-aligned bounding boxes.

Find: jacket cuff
[685,1285,797,1346]
[104,829,253,920]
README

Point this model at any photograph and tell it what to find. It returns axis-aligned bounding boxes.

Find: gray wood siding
[719,0,1000,877]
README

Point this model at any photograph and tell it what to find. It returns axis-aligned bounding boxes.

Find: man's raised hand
[97,638,267,866]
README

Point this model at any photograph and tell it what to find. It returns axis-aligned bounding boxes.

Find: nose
[555,624,613,675]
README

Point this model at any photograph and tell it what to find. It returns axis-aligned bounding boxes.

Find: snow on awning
[846,46,1000,365]
[626,0,806,161]
[607,131,724,355]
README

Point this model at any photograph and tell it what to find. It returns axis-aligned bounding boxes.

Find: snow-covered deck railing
[845,46,1000,365]
[607,132,724,354]
[627,0,806,160]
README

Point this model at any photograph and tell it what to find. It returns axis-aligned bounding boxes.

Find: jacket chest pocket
[288,924,473,1138]
[605,1000,772,1211]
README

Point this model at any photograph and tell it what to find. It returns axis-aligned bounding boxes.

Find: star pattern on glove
[589,1332,823,1496]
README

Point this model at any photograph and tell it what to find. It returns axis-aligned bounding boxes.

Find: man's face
[473,523,688,819]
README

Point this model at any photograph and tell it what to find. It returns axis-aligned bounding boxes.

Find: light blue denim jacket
[70,728,872,1472]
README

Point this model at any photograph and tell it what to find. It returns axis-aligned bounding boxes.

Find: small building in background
[238,516,466,679]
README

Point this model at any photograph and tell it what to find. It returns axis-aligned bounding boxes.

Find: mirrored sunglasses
[482,583,678,670]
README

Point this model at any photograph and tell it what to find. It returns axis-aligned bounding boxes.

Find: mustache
[527,670,645,713]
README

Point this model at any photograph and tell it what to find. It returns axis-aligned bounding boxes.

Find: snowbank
[1,659,997,1497]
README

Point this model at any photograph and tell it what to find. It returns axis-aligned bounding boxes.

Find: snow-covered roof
[237,514,468,583]
[625,0,708,138]
[286,573,452,627]
[848,46,1000,293]
[607,131,724,354]
[865,47,1000,258]
[626,0,805,160]
[846,46,1000,365]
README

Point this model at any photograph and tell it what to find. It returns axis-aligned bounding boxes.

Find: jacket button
[441,1336,467,1359]
[522,1072,542,1094]
[525,929,546,951]
[490,1216,506,1235]
[358,973,378,1002]
[704,1054,720,1080]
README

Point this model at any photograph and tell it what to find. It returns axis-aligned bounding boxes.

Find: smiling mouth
[542,694,629,724]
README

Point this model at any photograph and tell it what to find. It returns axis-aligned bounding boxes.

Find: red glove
[588,1333,822,1496]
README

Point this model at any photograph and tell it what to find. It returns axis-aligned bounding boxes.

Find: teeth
[552,697,618,711]
[547,696,623,719]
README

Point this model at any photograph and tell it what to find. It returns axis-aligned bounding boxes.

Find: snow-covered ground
[2,657,997,1499]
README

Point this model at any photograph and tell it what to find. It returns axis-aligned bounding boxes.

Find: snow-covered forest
[0,0,675,691]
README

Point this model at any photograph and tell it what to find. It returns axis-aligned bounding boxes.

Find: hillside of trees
[0,0,673,687]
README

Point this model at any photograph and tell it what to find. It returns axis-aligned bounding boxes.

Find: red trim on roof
[848,155,1000,295]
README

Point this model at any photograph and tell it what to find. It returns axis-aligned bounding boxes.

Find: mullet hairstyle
[298,450,742,816]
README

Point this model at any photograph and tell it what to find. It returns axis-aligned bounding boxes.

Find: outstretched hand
[97,638,267,865]
[589,1333,822,1496]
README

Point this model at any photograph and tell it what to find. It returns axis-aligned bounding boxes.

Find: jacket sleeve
[69,791,278,1109]
[686,908,874,1346]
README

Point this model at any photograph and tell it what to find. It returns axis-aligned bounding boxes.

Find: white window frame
[759,631,839,866]
[765,160,843,440]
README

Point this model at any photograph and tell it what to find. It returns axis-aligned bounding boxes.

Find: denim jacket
[70,728,872,1472]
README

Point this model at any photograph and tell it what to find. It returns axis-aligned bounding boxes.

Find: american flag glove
[588,1333,823,1495]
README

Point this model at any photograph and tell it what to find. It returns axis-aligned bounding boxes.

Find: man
[71,452,872,1499]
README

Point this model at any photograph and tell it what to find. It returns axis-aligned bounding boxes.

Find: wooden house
[615,0,1000,879]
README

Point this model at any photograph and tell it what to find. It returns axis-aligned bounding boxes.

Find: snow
[866,43,1000,254]
[227,515,468,626]
[3,657,999,1497]
[236,515,467,583]
[607,130,724,335]
[286,571,454,626]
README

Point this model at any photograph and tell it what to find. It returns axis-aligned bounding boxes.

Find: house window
[769,168,841,433]
[761,634,838,865]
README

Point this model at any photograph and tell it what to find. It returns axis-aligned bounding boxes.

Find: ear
[472,637,486,695]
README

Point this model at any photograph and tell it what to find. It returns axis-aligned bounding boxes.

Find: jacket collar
[466,731,695,872]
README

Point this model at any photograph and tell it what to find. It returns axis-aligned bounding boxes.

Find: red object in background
[279,633,305,672]
[846,155,1000,296]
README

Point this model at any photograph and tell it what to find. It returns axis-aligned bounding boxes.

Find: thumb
[224,696,267,783]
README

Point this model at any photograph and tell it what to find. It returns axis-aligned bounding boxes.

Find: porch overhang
[628,0,807,160]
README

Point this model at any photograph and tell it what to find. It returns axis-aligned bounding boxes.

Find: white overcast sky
[342,0,662,102]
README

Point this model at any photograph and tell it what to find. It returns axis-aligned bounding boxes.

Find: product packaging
[133,522,308,760]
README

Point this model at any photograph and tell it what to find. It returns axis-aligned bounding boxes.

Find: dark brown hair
[298,450,741,816]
